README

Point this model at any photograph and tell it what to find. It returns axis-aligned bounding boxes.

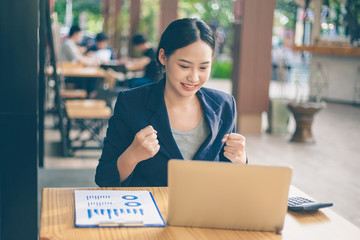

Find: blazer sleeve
[219,96,249,164]
[219,96,235,163]
[220,97,249,164]
[95,91,134,187]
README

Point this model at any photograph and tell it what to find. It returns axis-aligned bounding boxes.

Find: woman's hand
[127,125,160,164]
[117,125,160,182]
[222,133,246,164]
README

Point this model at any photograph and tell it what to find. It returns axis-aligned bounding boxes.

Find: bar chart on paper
[74,190,166,227]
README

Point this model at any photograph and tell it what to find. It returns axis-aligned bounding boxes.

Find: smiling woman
[95,18,247,188]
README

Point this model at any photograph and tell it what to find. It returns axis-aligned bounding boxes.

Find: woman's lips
[181,83,198,91]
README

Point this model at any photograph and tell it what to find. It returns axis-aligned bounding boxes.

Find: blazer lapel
[146,79,183,160]
[194,89,223,160]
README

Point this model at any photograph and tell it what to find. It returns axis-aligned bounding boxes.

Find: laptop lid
[167,160,292,232]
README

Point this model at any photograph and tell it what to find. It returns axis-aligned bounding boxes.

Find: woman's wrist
[117,147,141,182]
[118,147,139,168]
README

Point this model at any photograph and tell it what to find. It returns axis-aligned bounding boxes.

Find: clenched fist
[117,125,161,182]
[128,125,160,163]
[222,133,246,164]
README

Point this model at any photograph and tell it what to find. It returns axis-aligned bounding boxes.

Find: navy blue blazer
[95,78,237,187]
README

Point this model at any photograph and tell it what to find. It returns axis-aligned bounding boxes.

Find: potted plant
[287,62,327,143]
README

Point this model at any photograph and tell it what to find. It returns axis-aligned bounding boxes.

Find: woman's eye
[179,65,189,69]
[200,67,208,70]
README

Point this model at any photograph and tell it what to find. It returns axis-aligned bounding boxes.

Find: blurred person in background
[60,25,98,66]
[125,33,161,88]
[87,32,115,64]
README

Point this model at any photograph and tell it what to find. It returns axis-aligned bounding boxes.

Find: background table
[40,186,360,240]
[46,65,105,78]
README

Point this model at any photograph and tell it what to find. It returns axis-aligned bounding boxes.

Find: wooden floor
[41,80,360,228]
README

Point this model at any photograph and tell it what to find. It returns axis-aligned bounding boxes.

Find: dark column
[0,0,39,239]
[232,0,275,134]
[129,0,141,56]
[159,0,178,35]
[39,0,46,168]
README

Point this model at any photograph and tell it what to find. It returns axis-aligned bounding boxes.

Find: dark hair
[96,32,108,42]
[132,33,147,46]
[69,25,81,37]
[156,18,215,67]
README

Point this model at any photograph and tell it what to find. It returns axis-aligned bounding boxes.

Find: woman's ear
[158,48,167,66]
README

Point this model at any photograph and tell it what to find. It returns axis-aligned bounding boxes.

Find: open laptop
[167,160,292,233]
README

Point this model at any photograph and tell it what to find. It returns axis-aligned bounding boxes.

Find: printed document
[74,190,165,227]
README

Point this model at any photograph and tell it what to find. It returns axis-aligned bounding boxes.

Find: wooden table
[46,65,105,78]
[46,65,106,97]
[40,186,360,240]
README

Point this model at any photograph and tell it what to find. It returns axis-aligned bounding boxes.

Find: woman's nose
[187,69,199,82]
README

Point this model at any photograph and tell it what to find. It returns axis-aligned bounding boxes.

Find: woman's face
[159,40,213,98]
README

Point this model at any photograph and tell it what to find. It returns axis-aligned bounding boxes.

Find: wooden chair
[45,63,87,131]
[56,62,88,98]
[62,99,112,154]
[60,89,87,99]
